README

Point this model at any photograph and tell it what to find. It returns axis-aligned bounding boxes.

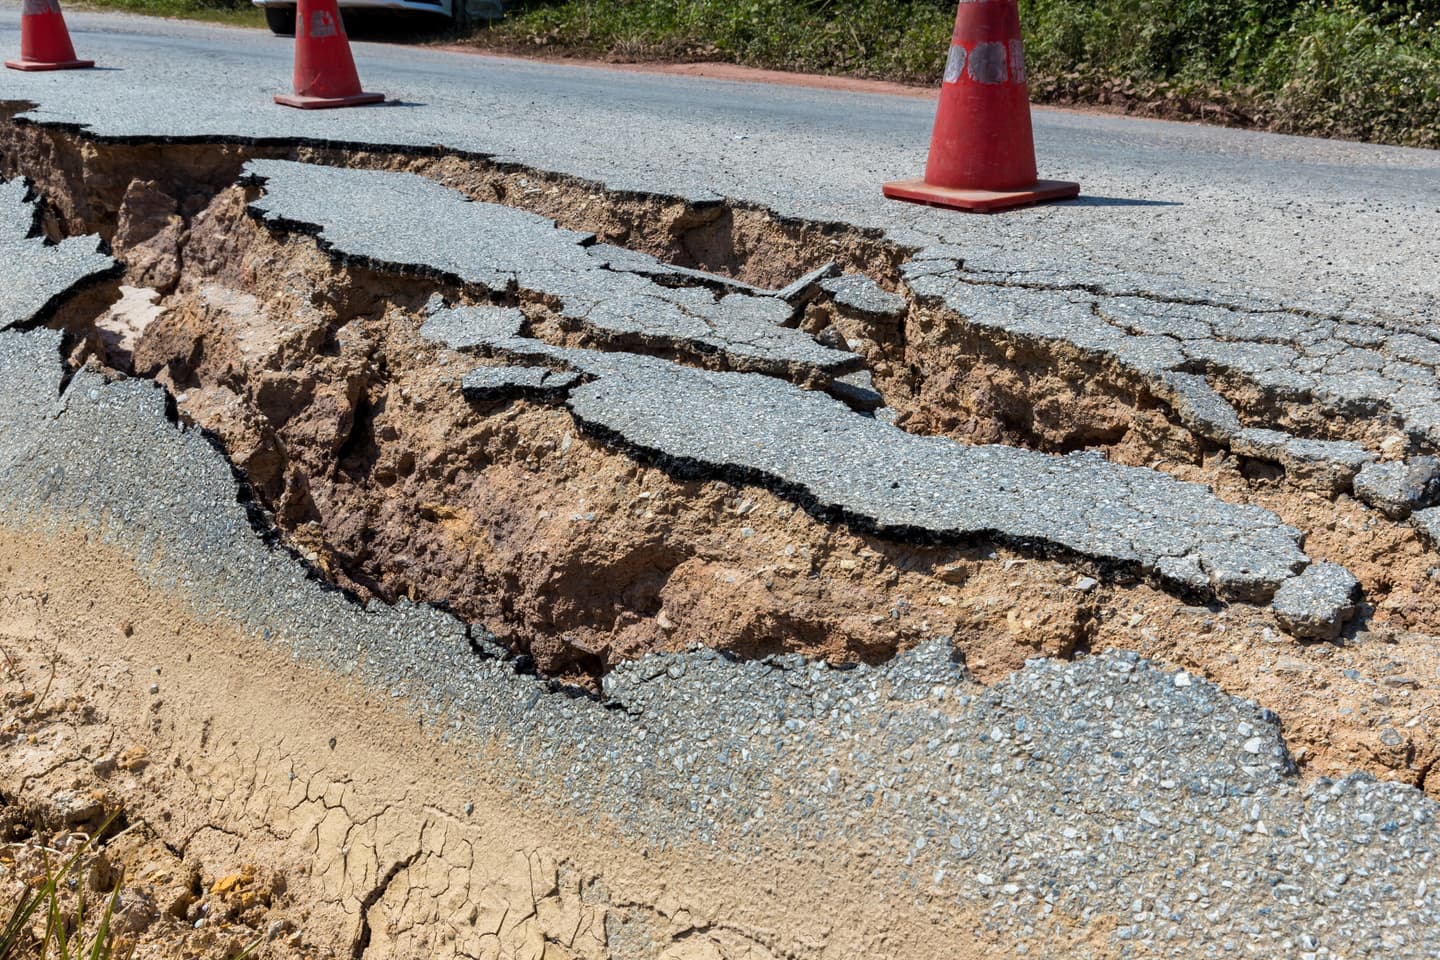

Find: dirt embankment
[2,118,1439,804]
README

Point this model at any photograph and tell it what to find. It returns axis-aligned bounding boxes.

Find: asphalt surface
[2,5,1439,323]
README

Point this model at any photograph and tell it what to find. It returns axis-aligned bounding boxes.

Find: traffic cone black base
[882,177,1079,214]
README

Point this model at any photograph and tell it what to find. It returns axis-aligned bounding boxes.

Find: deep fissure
[3,117,1440,798]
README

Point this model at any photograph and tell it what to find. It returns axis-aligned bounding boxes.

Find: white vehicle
[253,0,504,35]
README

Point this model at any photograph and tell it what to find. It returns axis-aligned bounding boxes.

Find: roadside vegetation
[479,0,1440,148]
[58,0,1440,146]
[1,812,263,960]
[2,813,130,960]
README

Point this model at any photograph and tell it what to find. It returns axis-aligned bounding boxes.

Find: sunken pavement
[2,88,1440,958]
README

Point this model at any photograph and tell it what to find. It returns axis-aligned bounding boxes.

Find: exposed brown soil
[2,117,1439,806]
[120,189,1091,685]
[0,811,310,960]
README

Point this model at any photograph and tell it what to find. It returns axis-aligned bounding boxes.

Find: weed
[1,812,263,960]
[1,813,123,960]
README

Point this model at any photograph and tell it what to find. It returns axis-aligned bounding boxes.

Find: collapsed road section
[907,255,1440,497]
[2,108,1440,956]
[1,120,1438,777]
[3,269,1440,959]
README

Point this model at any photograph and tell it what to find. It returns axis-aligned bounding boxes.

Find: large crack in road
[2,106,1440,957]
[3,121,1440,776]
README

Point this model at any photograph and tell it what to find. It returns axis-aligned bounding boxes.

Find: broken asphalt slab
[423,304,1342,624]
[0,177,117,330]
[904,264,1440,488]
[240,160,858,380]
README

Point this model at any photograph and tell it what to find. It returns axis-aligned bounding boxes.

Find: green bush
[1262,2,1440,145]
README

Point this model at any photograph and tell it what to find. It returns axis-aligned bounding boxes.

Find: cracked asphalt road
[2,3,1438,322]
[241,161,857,378]
[3,8,1440,957]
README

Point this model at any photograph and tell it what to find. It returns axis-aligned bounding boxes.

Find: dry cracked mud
[3,109,1440,957]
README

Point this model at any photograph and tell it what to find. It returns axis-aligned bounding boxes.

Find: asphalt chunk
[0,178,117,331]
[418,302,527,348]
[820,273,908,321]
[461,365,581,403]
[1270,562,1361,641]
[241,160,857,380]
[1414,507,1440,551]
[1354,457,1440,520]
[585,243,768,297]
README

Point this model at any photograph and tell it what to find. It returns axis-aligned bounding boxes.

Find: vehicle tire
[265,5,297,36]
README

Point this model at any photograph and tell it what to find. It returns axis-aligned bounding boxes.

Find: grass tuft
[1,813,128,960]
[1,813,260,960]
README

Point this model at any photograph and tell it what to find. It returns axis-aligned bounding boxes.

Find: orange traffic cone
[5,0,94,72]
[274,0,383,109]
[883,0,1077,213]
